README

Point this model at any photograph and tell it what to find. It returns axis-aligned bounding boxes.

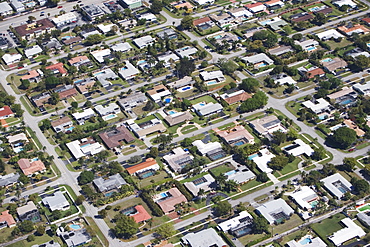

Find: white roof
[72,108,96,121]
[295,39,319,48]
[137,13,157,21]
[24,45,43,58]
[242,53,274,65]
[218,211,253,232]
[81,30,100,38]
[66,140,85,159]
[97,23,117,33]
[302,98,330,113]
[133,35,154,49]
[158,52,179,67]
[91,49,111,63]
[251,148,275,173]
[283,139,314,156]
[247,4,266,13]
[226,167,256,184]
[7,133,28,143]
[192,0,215,5]
[317,29,344,40]
[0,2,13,14]
[321,173,352,199]
[175,46,198,58]
[182,228,226,247]
[111,42,132,52]
[256,198,294,224]
[353,81,370,95]
[229,8,253,18]
[118,61,140,80]
[200,70,225,81]
[2,53,22,65]
[184,174,215,196]
[290,186,319,210]
[329,218,366,246]
[94,103,120,116]
[287,236,327,247]
[192,140,222,155]
[275,75,297,85]
[192,102,223,116]
[52,12,77,25]
[42,191,69,211]
[333,0,357,8]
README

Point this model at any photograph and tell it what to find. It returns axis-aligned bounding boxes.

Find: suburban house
[133,35,155,49]
[327,86,357,105]
[329,218,365,246]
[242,54,274,69]
[147,84,172,103]
[120,0,142,9]
[250,148,275,174]
[45,63,67,76]
[243,26,265,39]
[225,166,256,184]
[258,17,288,31]
[118,61,140,80]
[91,49,113,64]
[157,28,178,40]
[298,66,325,79]
[192,0,215,4]
[42,38,62,51]
[250,115,287,136]
[268,45,294,56]
[338,24,370,36]
[75,78,96,94]
[193,16,214,29]
[209,13,235,28]
[181,228,227,247]
[97,23,117,34]
[317,29,344,40]
[0,106,14,119]
[14,18,55,40]
[291,12,314,22]
[220,90,251,105]
[51,12,78,27]
[245,2,266,13]
[126,158,160,177]
[57,226,91,247]
[321,57,348,74]
[66,138,105,159]
[30,93,50,110]
[94,68,117,87]
[126,118,166,138]
[42,191,70,211]
[68,55,92,68]
[287,236,327,247]
[320,173,352,199]
[256,198,294,224]
[358,211,370,227]
[353,81,370,96]
[282,139,314,157]
[167,76,194,89]
[136,13,157,22]
[24,45,43,59]
[175,46,198,59]
[93,174,127,193]
[99,126,135,149]
[265,0,284,9]
[290,186,319,211]
[81,4,105,20]
[218,211,254,237]
[21,69,42,82]
[164,111,194,126]
[214,124,255,146]
[2,53,22,65]
[271,74,297,85]
[184,174,215,196]
[192,102,223,117]
[192,140,226,160]
[295,39,319,52]
[72,108,96,125]
[17,158,46,177]
[122,205,151,223]
[163,147,194,173]
[62,36,82,46]
[0,211,16,229]
[332,0,357,9]
[155,188,188,214]
[80,29,100,38]
[17,201,41,222]
[117,92,148,114]
[158,52,180,68]
[0,173,20,187]
[111,42,132,52]
[228,7,253,19]
[200,70,225,84]
[343,119,365,137]
[94,103,121,119]
[302,98,331,114]
[51,116,73,133]
[7,133,29,153]
[54,85,78,99]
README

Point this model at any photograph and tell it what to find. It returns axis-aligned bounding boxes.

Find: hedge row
[140,191,164,217]
[173,180,193,201]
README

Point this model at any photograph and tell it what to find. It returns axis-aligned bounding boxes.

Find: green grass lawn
[272,214,303,235]
[273,158,301,177]
[134,115,156,124]
[210,164,233,177]
[180,172,209,183]
[311,213,346,244]
[6,234,61,247]
[190,95,218,104]
[325,39,353,50]
[132,170,171,189]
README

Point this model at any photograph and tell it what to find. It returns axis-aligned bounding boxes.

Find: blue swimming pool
[207,80,218,85]
[94,71,104,76]
[69,224,82,230]
[257,62,267,68]
[104,114,117,120]
[168,110,178,115]
[65,126,74,132]
[32,158,39,162]
[306,46,316,51]
[105,191,114,197]
[214,35,223,39]
[260,20,271,25]
[309,6,320,11]
[80,143,91,148]
[321,58,333,63]
[340,99,354,105]
[248,153,259,160]
[234,141,245,146]
[181,86,191,91]
[74,79,83,84]
[140,170,155,178]
[164,98,172,103]
[137,60,147,65]
[300,237,312,245]
[225,170,236,176]
[199,103,206,106]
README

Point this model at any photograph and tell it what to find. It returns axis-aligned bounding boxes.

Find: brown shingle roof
[99,126,135,149]
[223,91,251,105]
[306,68,325,78]
[62,36,82,45]
[164,111,193,126]
[51,116,72,127]
[14,19,55,37]
[58,88,78,99]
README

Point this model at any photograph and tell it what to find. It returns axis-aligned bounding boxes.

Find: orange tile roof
[362,18,370,24]
[265,0,282,5]
[45,62,67,75]
[338,24,370,34]
[344,119,365,137]
[0,106,14,118]
[126,158,158,175]
[245,2,263,8]
[58,88,78,99]
[172,2,193,9]
[68,55,90,65]
[18,158,46,176]
[131,205,152,223]
[306,68,325,78]
[21,70,39,80]
[0,210,16,227]
[157,188,188,213]
[223,91,251,105]
[193,17,211,26]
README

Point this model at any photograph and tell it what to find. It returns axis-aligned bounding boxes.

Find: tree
[253,216,269,234]
[128,155,141,164]
[45,76,59,89]
[214,200,232,216]
[239,91,268,113]
[181,16,194,30]
[84,34,104,46]
[40,119,51,131]
[313,12,327,25]
[19,220,34,233]
[148,147,159,158]
[215,174,227,190]
[268,155,289,171]
[51,210,62,220]
[36,225,45,236]
[11,104,24,118]
[354,55,370,70]
[176,57,195,77]
[98,209,107,218]
[27,235,35,242]
[272,131,287,145]
[156,223,176,239]
[351,177,370,195]
[71,101,78,109]
[331,127,357,149]
[113,214,139,239]
[78,170,94,185]
[217,58,238,76]
[343,157,357,172]
[20,79,30,89]
[143,100,155,111]
[311,147,326,161]
[257,172,269,182]
[19,174,30,184]
[75,195,85,205]
[150,0,163,14]
[292,33,303,40]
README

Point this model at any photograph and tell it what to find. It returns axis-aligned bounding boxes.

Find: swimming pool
[318,114,327,120]
[178,86,192,92]
[69,224,82,230]
[74,79,84,84]
[62,36,72,40]
[330,125,343,131]
[234,141,245,146]
[164,98,172,104]
[310,200,319,208]
[207,80,219,85]
[321,58,333,63]
[214,35,223,39]
[14,147,24,153]
[198,103,206,106]
[103,114,117,121]
[248,153,259,160]
[105,191,114,197]
[257,62,267,68]
[260,20,271,25]
[300,237,312,245]
[167,110,178,115]
[137,60,147,65]
[32,158,39,162]
[309,6,320,11]
[306,46,316,51]
[80,143,91,148]
[65,126,74,132]
[225,170,236,176]
[340,99,355,105]
[94,71,104,76]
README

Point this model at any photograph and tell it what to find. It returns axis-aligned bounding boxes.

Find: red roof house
[18,158,46,176]
[0,210,16,228]
[0,106,14,119]
[130,205,152,223]
[45,62,67,76]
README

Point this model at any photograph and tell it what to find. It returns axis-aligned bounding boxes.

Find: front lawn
[210,164,233,177]
[311,213,346,245]
[190,95,218,104]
